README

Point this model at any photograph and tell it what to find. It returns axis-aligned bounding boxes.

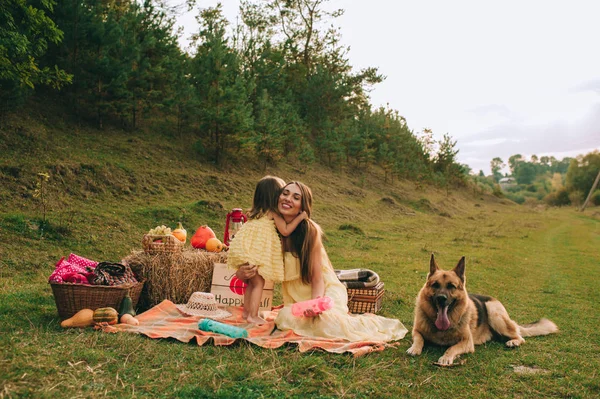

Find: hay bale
[123,248,228,309]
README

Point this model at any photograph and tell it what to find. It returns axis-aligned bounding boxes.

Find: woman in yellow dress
[237,181,407,342]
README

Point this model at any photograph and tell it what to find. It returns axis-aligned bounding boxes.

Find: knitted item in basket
[93,262,138,286]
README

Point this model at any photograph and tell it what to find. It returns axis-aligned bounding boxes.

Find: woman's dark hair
[284,181,321,284]
[248,176,285,220]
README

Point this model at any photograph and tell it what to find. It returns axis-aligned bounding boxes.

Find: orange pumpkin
[191,225,216,249]
[172,222,187,243]
[205,237,224,252]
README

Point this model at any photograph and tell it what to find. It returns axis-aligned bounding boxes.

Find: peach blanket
[101,300,400,357]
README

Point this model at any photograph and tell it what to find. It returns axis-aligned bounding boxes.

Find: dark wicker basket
[50,280,144,320]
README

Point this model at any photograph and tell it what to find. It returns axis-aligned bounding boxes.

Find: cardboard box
[210,263,273,311]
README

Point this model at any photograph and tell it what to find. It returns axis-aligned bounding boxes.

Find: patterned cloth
[48,256,96,284]
[92,262,137,286]
[227,215,285,282]
[67,253,99,268]
[99,301,402,357]
[334,268,380,289]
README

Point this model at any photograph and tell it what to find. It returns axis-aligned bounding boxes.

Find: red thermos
[224,208,247,246]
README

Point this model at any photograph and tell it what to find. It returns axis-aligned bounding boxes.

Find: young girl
[228,176,307,324]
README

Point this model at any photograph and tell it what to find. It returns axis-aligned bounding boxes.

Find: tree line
[1,0,466,185]
[478,151,600,206]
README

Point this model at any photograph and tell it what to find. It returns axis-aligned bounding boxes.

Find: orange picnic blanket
[101,300,400,357]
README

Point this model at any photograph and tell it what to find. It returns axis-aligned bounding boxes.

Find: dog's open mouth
[435,305,451,331]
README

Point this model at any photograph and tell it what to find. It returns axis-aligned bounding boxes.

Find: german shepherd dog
[406,254,558,365]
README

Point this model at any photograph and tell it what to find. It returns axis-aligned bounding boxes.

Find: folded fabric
[62,272,90,284]
[334,268,380,289]
[49,257,91,283]
[67,253,98,269]
[93,262,137,286]
[49,254,98,283]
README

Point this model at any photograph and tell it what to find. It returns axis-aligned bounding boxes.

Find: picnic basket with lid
[347,282,385,314]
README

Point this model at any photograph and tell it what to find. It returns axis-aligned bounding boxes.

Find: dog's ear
[429,253,439,275]
[452,256,466,282]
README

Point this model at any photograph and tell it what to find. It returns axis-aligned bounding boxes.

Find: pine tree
[191,5,253,165]
[244,89,285,169]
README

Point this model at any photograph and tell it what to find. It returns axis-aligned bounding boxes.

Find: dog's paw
[436,355,455,366]
[406,345,422,356]
[506,338,525,347]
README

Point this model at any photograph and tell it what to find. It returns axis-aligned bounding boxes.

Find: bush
[524,197,540,207]
[193,140,206,156]
[338,224,365,235]
[474,181,492,195]
[591,190,600,206]
[569,190,584,207]
[544,189,571,206]
[505,192,525,204]
[536,191,547,200]
[492,184,504,197]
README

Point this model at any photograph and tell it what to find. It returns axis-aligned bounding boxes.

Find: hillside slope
[0,105,516,266]
[0,105,511,259]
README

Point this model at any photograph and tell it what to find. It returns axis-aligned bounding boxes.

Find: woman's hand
[235,263,257,281]
[302,296,322,317]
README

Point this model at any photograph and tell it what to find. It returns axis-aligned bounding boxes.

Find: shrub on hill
[544,188,571,207]
[592,190,600,206]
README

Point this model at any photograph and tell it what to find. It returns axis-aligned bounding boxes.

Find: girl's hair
[285,181,322,285]
[248,175,286,220]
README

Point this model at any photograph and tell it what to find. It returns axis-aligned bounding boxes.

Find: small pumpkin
[93,307,119,325]
[172,222,187,243]
[61,308,94,328]
[120,313,140,326]
[205,237,224,252]
[191,225,216,249]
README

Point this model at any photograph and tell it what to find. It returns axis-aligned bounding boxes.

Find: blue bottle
[198,319,249,339]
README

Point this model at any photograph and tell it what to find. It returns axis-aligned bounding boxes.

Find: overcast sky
[172,0,600,174]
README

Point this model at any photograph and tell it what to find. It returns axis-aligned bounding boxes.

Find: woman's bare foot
[242,309,249,320]
[246,315,267,325]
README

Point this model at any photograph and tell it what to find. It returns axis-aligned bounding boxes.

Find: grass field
[1,110,599,398]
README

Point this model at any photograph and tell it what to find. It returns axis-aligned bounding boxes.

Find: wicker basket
[50,280,144,320]
[142,234,183,254]
[347,282,385,314]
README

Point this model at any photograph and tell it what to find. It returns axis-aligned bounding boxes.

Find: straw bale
[123,248,228,309]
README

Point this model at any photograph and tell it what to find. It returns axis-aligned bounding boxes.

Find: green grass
[1,108,600,398]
